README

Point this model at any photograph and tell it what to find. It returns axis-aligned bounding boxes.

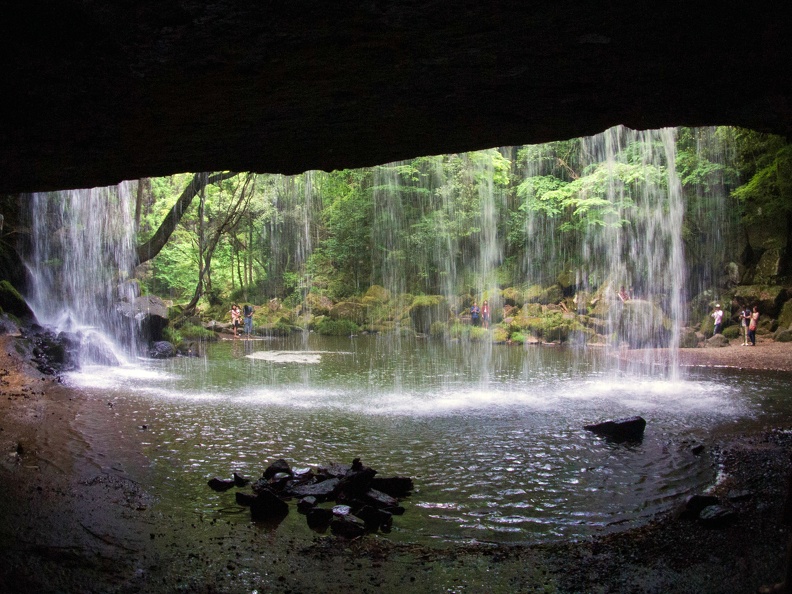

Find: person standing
[740,305,752,346]
[229,304,242,337]
[748,305,759,346]
[482,300,491,329]
[243,303,254,337]
[470,301,480,327]
[711,303,724,335]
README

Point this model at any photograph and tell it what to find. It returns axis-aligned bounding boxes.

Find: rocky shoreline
[1,333,791,593]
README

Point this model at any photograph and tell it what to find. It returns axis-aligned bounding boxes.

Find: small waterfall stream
[25,182,141,360]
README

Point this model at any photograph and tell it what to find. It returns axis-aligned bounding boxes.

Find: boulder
[0,280,35,322]
[705,334,730,348]
[584,416,646,442]
[207,477,236,492]
[371,476,414,498]
[774,329,792,342]
[681,494,720,519]
[263,458,293,480]
[733,285,788,318]
[288,478,340,501]
[249,488,289,522]
[116,294,169,341]
[698,504,738,528]
[148,340,176,359]
[306,507,333,531]
[330,515,367,539]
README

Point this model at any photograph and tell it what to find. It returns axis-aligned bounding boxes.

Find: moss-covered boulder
[364,285,390,304]
[305,292,334,315]
[774,328,792,342]
[523,284,563,305]
[501,287,523,306]
[753,248,783,285]
[776,299,792,331]
[0,280,35,322]
[733,285,788,318]
[329,301,367,325]
[409,295,447,334]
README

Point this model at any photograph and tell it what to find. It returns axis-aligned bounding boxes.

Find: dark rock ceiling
[2,1,791,194]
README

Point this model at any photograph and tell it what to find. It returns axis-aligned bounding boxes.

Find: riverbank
[0,333,791,593]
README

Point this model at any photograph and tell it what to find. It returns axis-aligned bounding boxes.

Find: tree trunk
[135,171,238,265]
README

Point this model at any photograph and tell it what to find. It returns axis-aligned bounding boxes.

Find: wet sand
[1,333,791,593]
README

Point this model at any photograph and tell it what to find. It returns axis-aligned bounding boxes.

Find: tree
[136,171,239,266]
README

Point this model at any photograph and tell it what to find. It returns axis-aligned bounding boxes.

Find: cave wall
[2,1,791,194]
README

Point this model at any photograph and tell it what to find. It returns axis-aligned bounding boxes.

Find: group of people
[229,303,254,337]
[470,300,491,329]
[711,303,759,346]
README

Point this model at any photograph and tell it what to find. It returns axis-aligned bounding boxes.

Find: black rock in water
[207,477,236,492]
[263,458,293,480]
[584,415,647,442]
[249,488,289,522]
[371,476,414,498]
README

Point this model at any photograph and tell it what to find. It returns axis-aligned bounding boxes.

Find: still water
[64,334,792,545]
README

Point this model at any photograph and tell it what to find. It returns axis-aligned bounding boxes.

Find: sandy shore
[1,333,791,593]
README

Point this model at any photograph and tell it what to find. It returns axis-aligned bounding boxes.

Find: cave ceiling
[2,1,791,194]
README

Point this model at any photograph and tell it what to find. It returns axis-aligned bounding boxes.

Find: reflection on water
[63,334,791,544]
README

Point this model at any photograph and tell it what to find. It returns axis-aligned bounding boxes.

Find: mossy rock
[409,295,447,334]
[774,329,792,342]
[521,303,543,317]
[722,325,741,339]
[364,285,391,304]
[0,280,34,321]
[501,287,523,306]
[329,301,367,325]
[733,285,788,318]
[540,285,563,305]
[777,299,792,331]
[305,292,334,315]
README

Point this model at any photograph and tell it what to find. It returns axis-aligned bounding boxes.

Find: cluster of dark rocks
[680,492,748,528]
[208,458,413,538]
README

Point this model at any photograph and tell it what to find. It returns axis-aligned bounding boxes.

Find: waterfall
[25,182,140,362]
[517,126,689,375]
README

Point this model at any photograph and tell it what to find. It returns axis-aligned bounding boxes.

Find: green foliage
[315,318,360,336]
[133,126,789,321]
[162,326,182,344]
[179,323,217,341]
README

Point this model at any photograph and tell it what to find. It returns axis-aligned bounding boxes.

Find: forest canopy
[131,126,790,314]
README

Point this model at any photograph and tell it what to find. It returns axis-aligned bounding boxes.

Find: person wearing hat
[711,303,724,335]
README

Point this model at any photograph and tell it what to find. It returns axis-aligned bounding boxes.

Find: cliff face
[2,2,791,193]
